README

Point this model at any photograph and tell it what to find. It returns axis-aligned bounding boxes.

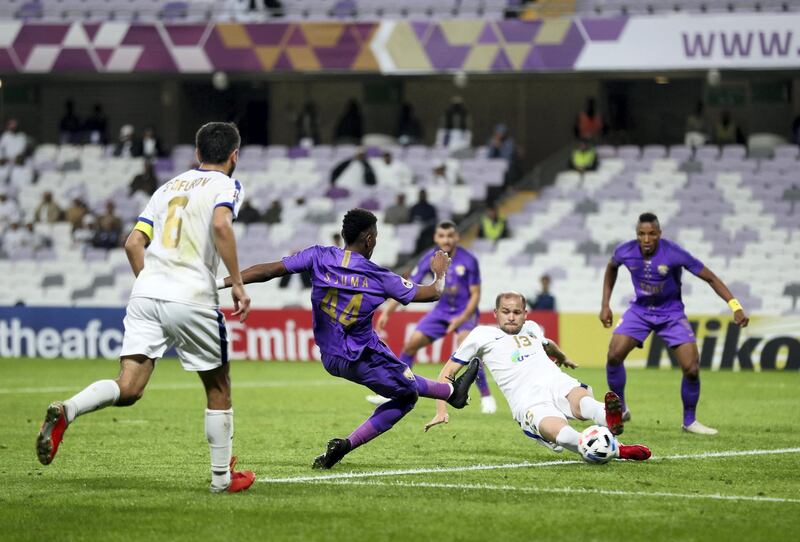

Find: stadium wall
[1,307,796,371]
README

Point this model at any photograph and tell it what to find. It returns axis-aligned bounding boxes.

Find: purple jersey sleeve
[672,243,704,275]
[611,243,626,266]
[409,250,433,284]
[383,271,418,306]
[282,246,316,273]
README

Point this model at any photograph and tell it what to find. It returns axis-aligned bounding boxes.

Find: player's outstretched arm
[124,229,150,277]
[599,259,619,328]
[219,261,290,288]
[543,340,579,369]
[412,250,451,303]
[424,360,463,432]
[696,267,750,327]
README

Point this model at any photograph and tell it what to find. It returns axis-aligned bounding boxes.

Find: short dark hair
[195,122,240,164]
[341,208,377,245]
[436,220,456,231]
[495,291,527,309]
[638,212,659,224]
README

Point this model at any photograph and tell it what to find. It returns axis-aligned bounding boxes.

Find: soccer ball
[578,425,618,464]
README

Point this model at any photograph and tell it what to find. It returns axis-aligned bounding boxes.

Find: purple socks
[348,395,416,450]
[606,363,627,411]
[415,375,452,400]
[681,377,700,427]
[475,365,491,397]
[400,352,414,369]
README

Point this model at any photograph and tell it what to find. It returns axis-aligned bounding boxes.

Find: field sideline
[1,358,798,541]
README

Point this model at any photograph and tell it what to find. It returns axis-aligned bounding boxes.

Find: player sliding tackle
[426,292,651,462]
[218,209,480,469]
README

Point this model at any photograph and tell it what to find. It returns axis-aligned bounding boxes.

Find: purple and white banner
[575,14,800,70]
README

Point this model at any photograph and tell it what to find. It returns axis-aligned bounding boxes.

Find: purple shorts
[614,309,696,348]
[321,344,417,399]
[416,309,479,341]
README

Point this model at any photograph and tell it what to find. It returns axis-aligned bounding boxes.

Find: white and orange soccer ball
[578,425,618,464]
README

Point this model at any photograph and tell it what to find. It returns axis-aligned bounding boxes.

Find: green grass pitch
[0,358,798,541]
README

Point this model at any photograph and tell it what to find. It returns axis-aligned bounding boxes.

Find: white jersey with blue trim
[452,320,560,421]
[130,168,243,308]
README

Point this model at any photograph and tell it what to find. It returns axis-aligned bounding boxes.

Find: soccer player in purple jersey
[374,221,496,413]
[600,212,749,435]
[218,209,480,469]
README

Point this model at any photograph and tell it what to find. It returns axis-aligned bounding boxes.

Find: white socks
[206,408,234,491]
[63,379,121,423]
[579,396,607,426]
[555,426,581,454]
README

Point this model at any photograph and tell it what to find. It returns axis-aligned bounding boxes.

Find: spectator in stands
[237,200,262,225]
[25,222,50,251]
[334,99,363,144]
[0,192,22,229]
[113,125,141,158]
[487,123,515,161]
[0,119,28,164]
[2,221,30,254]
[574,97,604,142]
[528,274,556,311]
[65,198,89,232]
[440,96,471,151]
[409,189,437,225]
[792,115,800,146]
[373,150,412,190]
[712,110,745,145]
[684,100,709,147]
[295,101,321,148]
[141,126,165,159]
[8,154,35,192]
[478,205,509,242]
[384,193,410,226]
[91,201,122,249]
[397,102,423,146]
[330,148,376,190]
[84,104,108,145]
[332,232,342,248]
[34,192,63,224]
[129,161,159,196]
[430,160,460,186]
[59,100,82,144]
[569,139,598,173]
[783,184,800,214]
[263,200,282,224]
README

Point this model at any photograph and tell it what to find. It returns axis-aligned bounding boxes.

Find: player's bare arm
[424,359,464,432]
[212,206,251,322]
[220,260,289,287]
[696,267,749,327]
[599,258,620,328]
[375,298,400,333]
[124,229,150,278]
[543,340,579,369]
[447,284,480,334]
[412,250,451,302]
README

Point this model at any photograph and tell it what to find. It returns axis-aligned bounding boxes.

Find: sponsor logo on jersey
[511,350,532,363]
[455,265,465,276]
[658,264,669,276]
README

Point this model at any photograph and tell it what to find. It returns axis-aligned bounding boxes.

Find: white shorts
[516,371,591,439]
[120,297,228,372]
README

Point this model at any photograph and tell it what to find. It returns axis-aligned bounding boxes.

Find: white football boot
[682,420,718,435]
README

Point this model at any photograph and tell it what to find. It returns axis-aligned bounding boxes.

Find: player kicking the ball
[426,292,651,462]
[373,220,496,413]
[600,212,749,435]
[217,209,480,469]
[36,122,256,493]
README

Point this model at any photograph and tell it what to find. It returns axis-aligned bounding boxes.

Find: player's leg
[37,297,166,465]
[367,326,435,405]
[606,312,647,418]
[537,416,580,454]
[172,304,255,491]
[564,385,624,435]
[456,327,495,413]
[672,341,717,435]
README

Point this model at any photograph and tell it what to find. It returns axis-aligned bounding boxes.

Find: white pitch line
[0,379,343,395]
[260,447,800,484]
[304,479,800,505]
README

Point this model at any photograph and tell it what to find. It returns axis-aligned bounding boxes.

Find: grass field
[1,358,798,541]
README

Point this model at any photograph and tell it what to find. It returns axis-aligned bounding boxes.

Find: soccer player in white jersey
[425,292,651,461]
[36,122,256,493]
